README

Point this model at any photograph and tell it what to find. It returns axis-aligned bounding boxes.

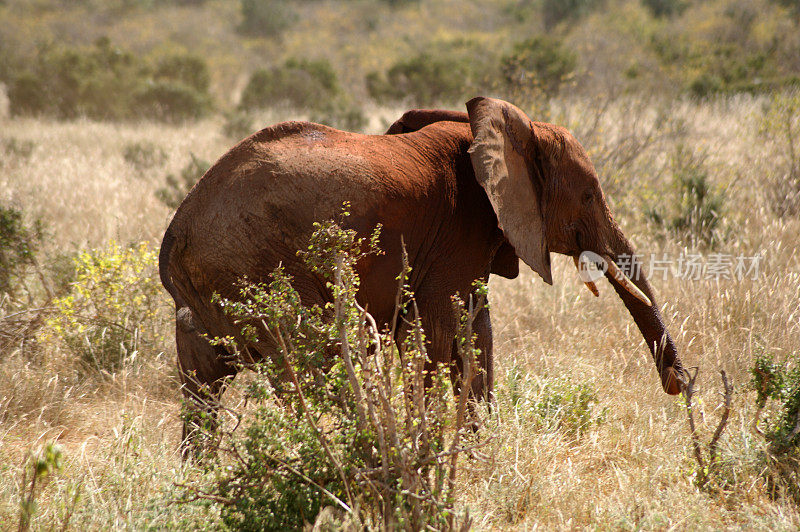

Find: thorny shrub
[179,213,480,530]
[752,353,800,451]
[308,98,368,133]
[540,0,604,30]
[0,137,37,164]
[221,111,255,141]
[237,0,297,38]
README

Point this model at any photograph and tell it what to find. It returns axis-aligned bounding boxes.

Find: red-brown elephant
[159,97,684,449]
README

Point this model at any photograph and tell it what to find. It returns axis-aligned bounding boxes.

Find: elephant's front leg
[403,290,494,407]
[470,305,495,402]
[449,304,494,404]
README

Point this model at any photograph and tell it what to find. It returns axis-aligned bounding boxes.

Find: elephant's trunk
[605,233,684,395]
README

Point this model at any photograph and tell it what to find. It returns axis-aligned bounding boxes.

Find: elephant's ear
[466,97,552,285]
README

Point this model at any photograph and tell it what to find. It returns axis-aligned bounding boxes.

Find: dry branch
[681,367,734,486]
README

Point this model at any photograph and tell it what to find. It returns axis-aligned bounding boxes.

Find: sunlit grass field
[1,95,799,529]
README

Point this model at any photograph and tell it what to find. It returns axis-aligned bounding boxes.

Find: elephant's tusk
[573,256,600,297]
[603,255,652,307]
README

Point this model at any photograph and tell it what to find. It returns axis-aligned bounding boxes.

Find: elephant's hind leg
[175,307,237,458]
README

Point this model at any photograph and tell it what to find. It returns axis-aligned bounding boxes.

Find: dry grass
[1,96,799,529]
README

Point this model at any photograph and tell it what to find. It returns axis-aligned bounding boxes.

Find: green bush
[0,204,44,296]
[179,214,476,529]
[687,72,724,99]
[17,443,63,531]
[688,47,780,98]
[45,242,168,374]
[752,353,800,452]
[0,137,37,165]
[505,366,605,438]
[366,53,474,105]
[308,98,367,132]
[649,29,790,98]
[152,53,210,93]
[771,0,800,16]
[366,37,495,106]
[45,252,79,297]
[7,73,48,116]
[8,38,212,122]
[239,58,341,111]
[133,80,211,123]
[156,154,209,209]
[238,0,296,37]
[500,36,577,99]
[751,352,800,503]
[9,38,142,120]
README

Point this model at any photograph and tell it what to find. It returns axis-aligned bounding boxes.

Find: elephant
[159,97,685,448]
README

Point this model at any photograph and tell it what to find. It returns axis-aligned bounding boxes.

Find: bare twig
[31,255,54,302]
[681,367,735,486]
[410,300,429,455]
[169,486,234,506]
[0,307,56,321]
[708,370,733,466]
[389,238,410,343]
[681,366,706,476]
[333,254,369,434]
[446,292,482,522]
[260,450,354,514]
[752,404,765,436]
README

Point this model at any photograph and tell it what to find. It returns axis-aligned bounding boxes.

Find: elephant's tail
[159,224,187,309]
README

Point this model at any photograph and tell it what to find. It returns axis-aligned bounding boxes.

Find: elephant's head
[466,97,683,395]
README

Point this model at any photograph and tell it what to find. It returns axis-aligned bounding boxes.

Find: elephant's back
[178,122,385,252]
[165,119,471,313]
[175,119,471,243]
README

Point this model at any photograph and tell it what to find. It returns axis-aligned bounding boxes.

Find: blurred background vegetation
[1,0,799,125]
